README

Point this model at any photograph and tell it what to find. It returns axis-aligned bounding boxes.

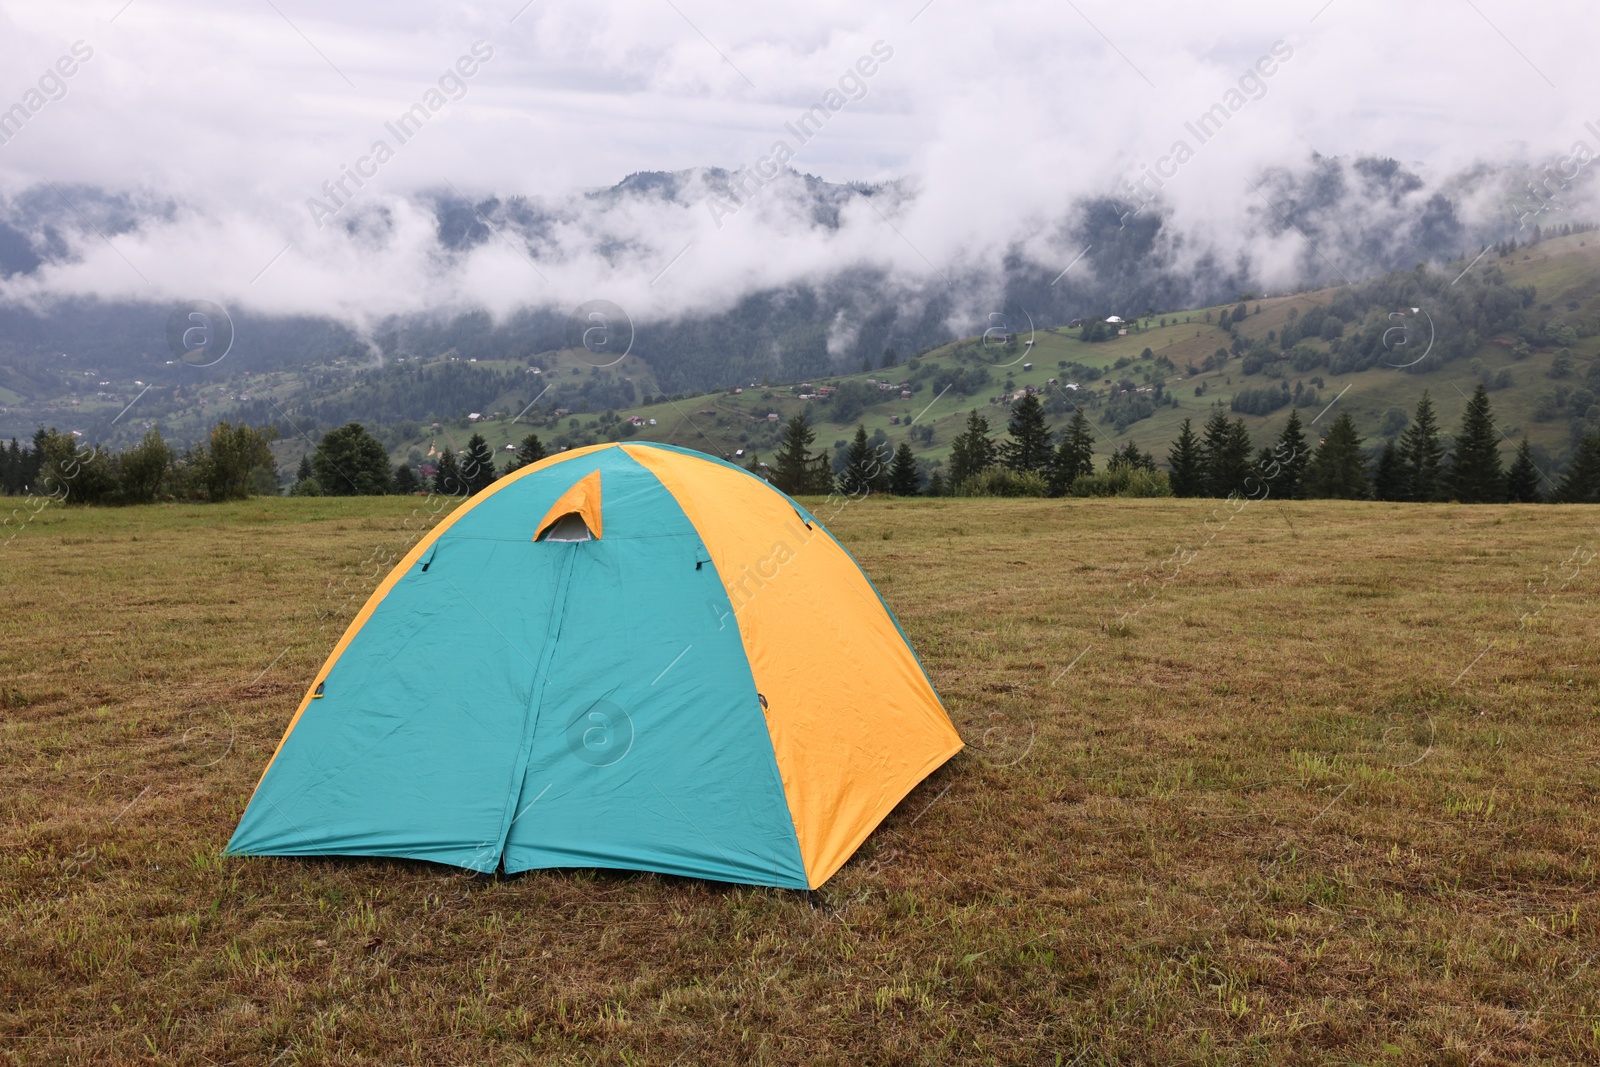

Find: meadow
[3,493,1600,1065]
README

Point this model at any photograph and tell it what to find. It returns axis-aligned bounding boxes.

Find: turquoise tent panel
[501,453,808,888]
[228,450,620,869]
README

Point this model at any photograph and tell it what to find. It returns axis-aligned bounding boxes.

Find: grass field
[4,494,1600,1064]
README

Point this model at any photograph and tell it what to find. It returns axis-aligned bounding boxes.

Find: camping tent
[228,442,963,890]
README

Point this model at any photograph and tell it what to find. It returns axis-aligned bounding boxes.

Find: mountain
[0,153,1594,460]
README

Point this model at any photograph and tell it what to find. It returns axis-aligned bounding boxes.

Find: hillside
[7,230,1597,486]
[379,232,1600,484]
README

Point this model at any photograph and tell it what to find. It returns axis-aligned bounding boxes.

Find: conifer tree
[1251,446,1275,491]
[393,463,420,494]
[1200,409,1253,497]
[1305,411,1370,499]
[1050,410,1096,496]
[296,455,314,483]
[888,442,921,496]
[840,424,890,496]
[1269,408,1310,498]
[1165,417,1203,497]
[925,469,946,497]
[1108,441,1155,471]
[1553,432,1600,503]
[1449,383,1505,503]
[948,410,997,485]
[1373,441,1406,501]
[1,438,20,494]
[999,394,1053,473]
[433,449,464,496]
[772,415,831,495]
[1398,391,1445,501]
[1199,409,1232,496]
[504,433,548,474]
[1505,438,1542,503]
[461,433,498,495]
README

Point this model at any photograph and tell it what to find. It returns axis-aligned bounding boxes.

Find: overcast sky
[0,0,1595,325]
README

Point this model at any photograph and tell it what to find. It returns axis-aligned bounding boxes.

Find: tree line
[9,393,1599,508]
[290,423,553,498]
[755,387,1600,504]
[1,424,278,504]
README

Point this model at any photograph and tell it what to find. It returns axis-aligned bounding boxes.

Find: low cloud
[2,0,1599,341]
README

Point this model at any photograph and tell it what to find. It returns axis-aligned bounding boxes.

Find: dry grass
[3,493,1600,1065]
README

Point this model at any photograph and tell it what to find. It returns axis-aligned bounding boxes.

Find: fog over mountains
[4,0,1599,392]
[0,148,1589,393]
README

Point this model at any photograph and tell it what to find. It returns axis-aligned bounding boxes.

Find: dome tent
[228,442,963,889]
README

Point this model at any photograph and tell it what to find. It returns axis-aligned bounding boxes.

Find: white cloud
[2,0,1598,324]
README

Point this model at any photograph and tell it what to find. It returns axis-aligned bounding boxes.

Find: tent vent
[539,513,594,542]
[313,681,325,699]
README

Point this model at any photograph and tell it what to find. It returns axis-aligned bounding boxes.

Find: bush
[182,422,278,502]
[1067,467,1173,498]
[35,430,118,504]
[954,468,1049,497]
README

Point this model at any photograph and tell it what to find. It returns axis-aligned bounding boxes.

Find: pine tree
[888,442,921,496]
[1200,409,1253,497]
[504,433,548,474]
[925,470,946,496]
[1305,412,1370,499]
[1165,417,1203,497]
[1251,446,1275,491]
[1449,383,1505,503]
[296,455,314,483]
[1108,441,1155,471]
[998,394,1052,473]
[840,424,890,496]
[1505,438,1542,503]
[948,410,997,485]
[1224,419,1254,495]
[461,433,498,495]
[1398,391,1445,501]
[433,449,464,496]
[1,438,21,494]
[1199,409,1232,496]
[1553,432,1600,503]
[393,463,420,494]
[1268,408,1309,498]
[1049,410,1096,496]
[1373,441,1406,501]
[772,415,830,495]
